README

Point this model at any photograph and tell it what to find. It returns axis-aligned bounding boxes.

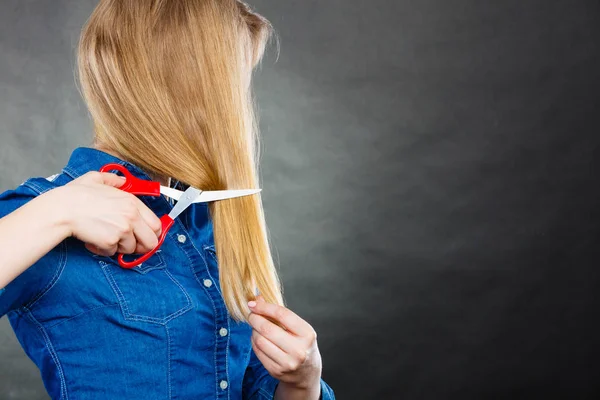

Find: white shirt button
[203,279,213,288]
[220,380,228,390]
[219,328,228,337]
[177,234,187,243]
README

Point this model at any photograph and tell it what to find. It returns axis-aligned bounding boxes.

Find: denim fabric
[0,147,335,400]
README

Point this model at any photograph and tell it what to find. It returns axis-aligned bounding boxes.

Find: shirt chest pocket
[98,251,193,325]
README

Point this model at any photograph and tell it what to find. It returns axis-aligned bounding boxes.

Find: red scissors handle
[99,163,170,269]
[99,163,161,196]
[117,215,174,269]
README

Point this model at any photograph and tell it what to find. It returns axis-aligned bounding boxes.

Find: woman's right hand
[55,171,162,257]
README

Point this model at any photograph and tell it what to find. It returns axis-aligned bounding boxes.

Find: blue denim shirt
[0,147,335,400]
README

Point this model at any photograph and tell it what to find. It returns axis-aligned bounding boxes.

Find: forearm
[274,381,321,400]
[0,188,71,288]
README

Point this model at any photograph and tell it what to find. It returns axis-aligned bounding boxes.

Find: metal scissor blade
[194,189,261,203]
[160,186,187,201]
[160,186,261,203]
[168,187,202,220]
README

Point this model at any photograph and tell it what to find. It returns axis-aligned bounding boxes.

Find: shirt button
[203,279,213,288]
[177,234,187,243]
[220,380,228,390]
[219,328,228,337]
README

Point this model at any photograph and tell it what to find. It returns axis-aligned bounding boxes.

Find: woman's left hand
[248,296,323,399]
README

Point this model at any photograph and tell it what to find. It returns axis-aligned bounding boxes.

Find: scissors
[99,163,260,269]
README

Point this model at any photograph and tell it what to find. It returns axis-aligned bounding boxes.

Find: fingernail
[248,301,257,308]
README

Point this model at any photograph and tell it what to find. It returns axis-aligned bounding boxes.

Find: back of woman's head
[76,0,283,321]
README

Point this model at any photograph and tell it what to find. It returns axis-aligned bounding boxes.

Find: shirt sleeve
[0,184,63,317]
[242,347,336,400]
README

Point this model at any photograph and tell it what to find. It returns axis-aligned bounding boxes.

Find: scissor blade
[195,189,261,203]
[160,186,187,201]
[168,187,202,220]
[160,186,261,203]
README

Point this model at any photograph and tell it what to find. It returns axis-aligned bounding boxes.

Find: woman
[0,1,335,399]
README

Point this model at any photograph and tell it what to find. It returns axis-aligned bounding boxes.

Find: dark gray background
[1,0,600,399]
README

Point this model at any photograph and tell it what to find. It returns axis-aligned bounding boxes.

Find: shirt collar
[62,147,154,181]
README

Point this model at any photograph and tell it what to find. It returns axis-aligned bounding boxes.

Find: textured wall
[1,1,600,399]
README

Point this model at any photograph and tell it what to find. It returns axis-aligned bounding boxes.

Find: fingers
[85,242,118,257]
[248,312,300,355]
[251,330,287,368]
[248,296,314,338]
[252,330,313,379]
[115,199,160,254]
[129,196,162,252]
[68,171,162,257]
[85,243,103,256]
[251,338,281,375]
[250,304,323,394]
[74,171,125,188]
[133,197,162,237]
[131,213,160,253]
[99,172,127,188]
[116,228,137,255]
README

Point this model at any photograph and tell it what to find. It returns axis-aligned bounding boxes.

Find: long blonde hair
[76,0,283,321]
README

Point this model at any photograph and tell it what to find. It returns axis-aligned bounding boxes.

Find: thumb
[99,172,126,188]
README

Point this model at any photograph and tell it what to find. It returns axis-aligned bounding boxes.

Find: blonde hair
[76,0,283,321]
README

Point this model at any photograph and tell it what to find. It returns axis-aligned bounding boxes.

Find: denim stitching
[92,249,165,275]
[199,276,219,396]
[162,269,194,323]
[175,218,225,397]
[201,252,222,296]
[23,177,61,195]
[182,243,220,397]
[193,243,221,297]
[100,264,130,321]
[46,303,119,330]
[205,247,223,297]
[160,202,223,396]
[101,263,166,325]
[24,240,68,309]
[24,310,69,399]
[62,160,135,180]
[100,262,192,325]
[174,215,222,297]
[22,180,41,193]
[23,180,50,195]
[205,246,218,266]
[166,325,173,400]
[259,387,274,399]
[61,166,81,179]
[202,245,222,296]
[226,316,231,400]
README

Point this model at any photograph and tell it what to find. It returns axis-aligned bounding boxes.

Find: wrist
[275,379,321,400]
[45,187,75,238]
